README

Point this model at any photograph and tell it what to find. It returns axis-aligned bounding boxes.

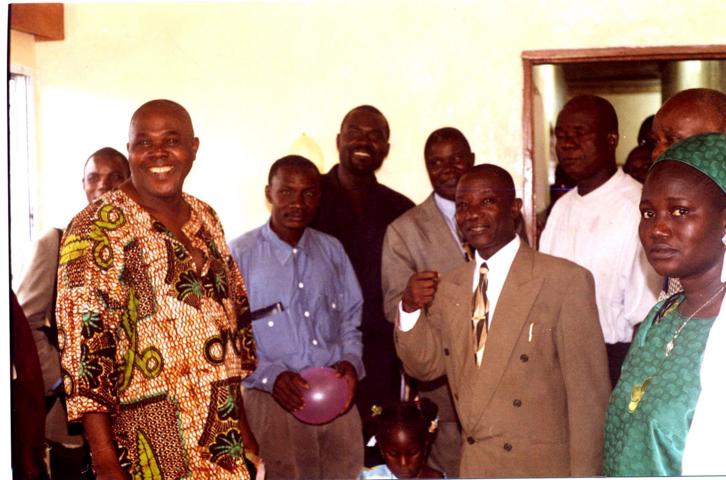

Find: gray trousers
[243,388,363,480]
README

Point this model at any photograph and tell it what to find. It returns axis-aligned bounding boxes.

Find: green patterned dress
[603,295,715,476]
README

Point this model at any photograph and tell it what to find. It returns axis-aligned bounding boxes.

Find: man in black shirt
[313,105,414,452]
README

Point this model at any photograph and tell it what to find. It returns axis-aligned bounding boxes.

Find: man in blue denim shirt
[229,155,364,479]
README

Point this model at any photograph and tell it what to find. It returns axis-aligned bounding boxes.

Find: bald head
[126,99,199,205]
[651,88,726,160]
[129,99,195,139]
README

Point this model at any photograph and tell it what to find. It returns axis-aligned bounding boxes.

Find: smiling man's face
[336,107,390,176]
[455,166,521,259]
[127,103,199,204]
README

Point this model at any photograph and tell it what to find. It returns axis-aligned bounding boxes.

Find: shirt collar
[433,193,456,219]
[261,220,310,265]
[474,235,520,276]
[574,167,627,200]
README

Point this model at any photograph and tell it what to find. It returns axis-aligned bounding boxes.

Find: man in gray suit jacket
[14,148,129,477]
[381,127,474,477]
[395,164,610,477]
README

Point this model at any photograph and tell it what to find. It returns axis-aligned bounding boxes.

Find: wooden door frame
[521,45,726,246]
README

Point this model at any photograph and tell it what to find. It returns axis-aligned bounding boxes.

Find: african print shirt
[56,189,257,479]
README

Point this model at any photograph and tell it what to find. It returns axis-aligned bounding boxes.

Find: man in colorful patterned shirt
[56,100,258,479]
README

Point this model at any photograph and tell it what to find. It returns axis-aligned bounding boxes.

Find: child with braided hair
[360,398,444,479]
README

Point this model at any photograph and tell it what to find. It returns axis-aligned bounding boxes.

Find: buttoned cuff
[398,301,420,332]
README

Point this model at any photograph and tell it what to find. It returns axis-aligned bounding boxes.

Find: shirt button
[503,443,512,452]
[304,311,310,318]
[267,320,274,327]
[262,377,268,384]
[520,354,529,362]
[292,248,298,254]
[298,282,304,289]
[513,399,522,407]
[312,339,318,346]
[331,302,337,309]
[467,436,475,445]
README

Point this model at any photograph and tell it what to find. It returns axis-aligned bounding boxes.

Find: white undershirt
[398,236,521,348]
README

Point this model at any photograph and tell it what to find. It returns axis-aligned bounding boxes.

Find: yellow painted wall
[9,30,35,70]
[16,0,726,239]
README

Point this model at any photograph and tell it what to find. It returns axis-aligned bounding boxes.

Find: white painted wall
[11,1,726,241]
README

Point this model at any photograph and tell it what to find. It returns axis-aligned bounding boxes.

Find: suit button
[520,354,529,362]
[467,436,475,445]
[504,443,512,451]
[444,348,450,356]
[513,399,522,407]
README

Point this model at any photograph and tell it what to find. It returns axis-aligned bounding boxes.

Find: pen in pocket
[251,302,284,321]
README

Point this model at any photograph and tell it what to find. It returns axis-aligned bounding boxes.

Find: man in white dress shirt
[539,95,661,387]
[394,164,610,476]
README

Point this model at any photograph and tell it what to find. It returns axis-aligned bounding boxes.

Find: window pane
[9,73,35,282]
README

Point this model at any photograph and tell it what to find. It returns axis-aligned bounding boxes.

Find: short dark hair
[84,147,129,173]
[638,115,655,145]
[462,164,516,201]
[340,105,390,140]
[560,95,619,134]
[268,155,320,184]
[424,127,471,157]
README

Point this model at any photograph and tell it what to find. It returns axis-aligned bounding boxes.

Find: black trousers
[47,441,93,480]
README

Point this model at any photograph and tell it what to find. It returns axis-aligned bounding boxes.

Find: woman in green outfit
[603,132,726,476]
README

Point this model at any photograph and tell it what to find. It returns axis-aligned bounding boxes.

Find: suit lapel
[437,262,478,402]
[470,244,544,427]
[419,195,464,261]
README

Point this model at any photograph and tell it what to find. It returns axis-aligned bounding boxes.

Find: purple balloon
[293,367,350,425]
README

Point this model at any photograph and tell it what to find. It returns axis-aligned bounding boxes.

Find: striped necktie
[471,262,489,366]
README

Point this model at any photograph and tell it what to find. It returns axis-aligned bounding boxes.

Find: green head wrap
[653,132,726,194]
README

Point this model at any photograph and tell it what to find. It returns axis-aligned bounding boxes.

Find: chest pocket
[314,293,344,342]
[251,309,298,361]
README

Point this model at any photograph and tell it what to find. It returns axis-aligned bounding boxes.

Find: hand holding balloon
[273,371,309,413]
[332,360,358,412]
[292,367,352,425]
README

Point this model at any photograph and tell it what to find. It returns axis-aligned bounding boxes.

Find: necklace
[628,283,725,413]
[664,284,726,356]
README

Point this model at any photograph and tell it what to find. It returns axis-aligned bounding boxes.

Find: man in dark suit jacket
[381,127,475,477]
[313,105,414,452]
[395,164,610,477]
